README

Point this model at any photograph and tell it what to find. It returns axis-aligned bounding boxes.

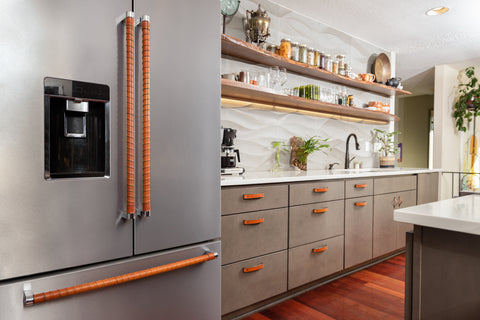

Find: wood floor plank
[364,282,405,299]
[349,270,405,294]
[366,261,405,281]
[261,299,335,320]
[242,313,271,320]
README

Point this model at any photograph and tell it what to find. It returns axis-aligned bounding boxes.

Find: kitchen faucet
[345,133,360,169]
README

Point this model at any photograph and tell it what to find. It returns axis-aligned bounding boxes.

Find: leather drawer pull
[243,193,265,200]
[355,201,367,207]
[355,184,367,188]
[243,263,264,273]
[313,208,329,214]
[312,245,328,253]
[313,187,329,193]
[243,218,264,225]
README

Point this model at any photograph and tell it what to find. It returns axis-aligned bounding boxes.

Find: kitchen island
[394,195,480,320]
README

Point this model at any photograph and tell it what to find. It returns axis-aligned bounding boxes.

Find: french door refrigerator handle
[23,251,218,306]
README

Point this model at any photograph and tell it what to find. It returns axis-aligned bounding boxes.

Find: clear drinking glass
[278,67,288,88]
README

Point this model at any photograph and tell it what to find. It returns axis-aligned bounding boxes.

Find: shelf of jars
[221,33,412,98]
[221,79,399,124]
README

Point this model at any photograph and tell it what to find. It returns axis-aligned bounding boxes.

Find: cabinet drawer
[288,235,344,289]
[290,180,344,206]
[374,175,416,195]
[222,250,287,315]
[221,184,288,215]
[289,200,344,248]
[345,178,373,198]
[221,208,288,264]
[345,196,373,268]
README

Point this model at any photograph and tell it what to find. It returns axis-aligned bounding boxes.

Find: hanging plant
[453,67,480,132]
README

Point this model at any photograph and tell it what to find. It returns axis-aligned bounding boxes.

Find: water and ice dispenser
[44,77,110,179]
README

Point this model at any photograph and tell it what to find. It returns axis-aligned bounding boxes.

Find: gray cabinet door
[417,172,439,205]
[395,190,417,248]
[373,193,398,257]
[345,197,373,268]
[0,0,132,280]
[134,0,221,253]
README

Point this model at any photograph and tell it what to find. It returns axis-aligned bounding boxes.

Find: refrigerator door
[0,241,221,320]
[133,0,221,253]
[0,0,132,280]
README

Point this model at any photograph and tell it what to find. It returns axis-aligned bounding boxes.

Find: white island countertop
[221,168,440,186]
[394,195,480,236]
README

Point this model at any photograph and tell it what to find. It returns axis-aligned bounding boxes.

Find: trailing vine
[454,67,480,132]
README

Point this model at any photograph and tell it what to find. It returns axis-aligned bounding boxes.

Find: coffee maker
[221,128,245,175]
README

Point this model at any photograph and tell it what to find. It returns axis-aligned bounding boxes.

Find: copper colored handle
[125,13,136,216]
[393,197,399,208]
[243,218,264,225]
[398,196,404,207]
[25,252,217,306]
[313,208,328,214]
[355,184,367,188]
[355,201,367,207]
[312,245,328,253]
[313,187,329,193]
[141,17,151,214]
[243,263,264,273]
[243,193,264,200]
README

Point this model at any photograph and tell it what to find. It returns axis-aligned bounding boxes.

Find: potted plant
[271,141,289,171]
[453,66,480,132]
[374,129,400,168]
[290,136,331,171]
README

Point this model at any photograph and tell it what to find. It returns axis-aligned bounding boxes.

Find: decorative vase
[379,156,395,168]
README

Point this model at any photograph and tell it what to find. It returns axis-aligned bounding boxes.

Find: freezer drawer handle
[313,187,329,193]
[355,184,367,188]
[355,201,367,207]
[243,218,264,225]
[313,208,328,214]
[243,193,264,200]
[312,245,328,253]
[243,263,264,273]
[23,251,218,306]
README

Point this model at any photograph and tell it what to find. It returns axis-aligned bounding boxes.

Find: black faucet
[345,133,360,169]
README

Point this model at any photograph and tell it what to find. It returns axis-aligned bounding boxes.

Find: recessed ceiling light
[425,6,449,16]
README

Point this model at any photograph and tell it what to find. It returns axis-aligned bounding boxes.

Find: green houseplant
[290,136,331,171]
[374,129,400,168]
[271,141,289,171]
[453,66,480,132]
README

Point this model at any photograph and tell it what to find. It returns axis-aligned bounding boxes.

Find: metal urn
[245,4,271,44]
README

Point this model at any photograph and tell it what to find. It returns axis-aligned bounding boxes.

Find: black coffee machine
[221,128,245,175]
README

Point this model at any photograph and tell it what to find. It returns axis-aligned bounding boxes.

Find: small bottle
[291,42,299,61]
[324,54,332,72]
[314,50,321,67]
[332,60,338,74]
[298,44,307,64]
[279,39,292,59]
[307,48,315,66]
[319,52,326,69]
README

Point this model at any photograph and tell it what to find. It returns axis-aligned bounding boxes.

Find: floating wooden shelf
[221,79,399,124]
[221,34,411,98]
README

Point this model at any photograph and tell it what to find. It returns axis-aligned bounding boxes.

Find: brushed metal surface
[133,0,221,254]
[0,0,132,280]
[0,241,221,320]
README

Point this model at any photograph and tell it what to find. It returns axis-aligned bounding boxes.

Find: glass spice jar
[298,44,307,64]
[332,60,338,74]
[291,42,299,61]
[267,44,278,54]
[324,54,332,72]
[279,39,292,59]
[336,54,346,69]
[319,52,326,69]
[307,48,315,66]
[314,50,321,67]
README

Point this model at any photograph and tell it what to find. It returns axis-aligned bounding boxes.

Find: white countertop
[394,195,480,236]
[221,168,440,186]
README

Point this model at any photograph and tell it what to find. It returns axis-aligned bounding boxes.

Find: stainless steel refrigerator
[0,0,220,318]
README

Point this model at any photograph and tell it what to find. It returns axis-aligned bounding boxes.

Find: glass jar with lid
[291,42,300,61]
[319,52,326,69]
[279,39,292,59]
[324,54,332,72]
[298,44,307,64]
[307,47,315,66]
[336,54,346,69]
[332,60,338,74]
[267,44,278,54]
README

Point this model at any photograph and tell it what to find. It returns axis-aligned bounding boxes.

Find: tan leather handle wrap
[355,201,367,207]
[313,187,329,193]
[312,245,328,253]
[243,193,264,200]
[355,184,367,188]
[313,208,328,214]
[243,218,264,225]
[243,263,264,273]
[31,252,217,305]
[126,15,135,215]
[142,19,151,212]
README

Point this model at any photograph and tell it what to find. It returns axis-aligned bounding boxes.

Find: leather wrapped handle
[355,184,367,188]
[141,16,151,214]
[313,208,328,214]
[24,252,218,306]
[243,263,264,273]
[243,193,264,200]
[312,245,328,253]
[243,218,264,225]
[355,201,367,207]
[313,187,329,193]
[125,13,135,216]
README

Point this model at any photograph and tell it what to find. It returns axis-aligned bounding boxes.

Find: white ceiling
[270,0,480,94]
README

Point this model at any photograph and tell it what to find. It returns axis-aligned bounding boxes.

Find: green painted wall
[396,95,433,168]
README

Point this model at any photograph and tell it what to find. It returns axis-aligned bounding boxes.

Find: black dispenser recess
[44,77,110,179]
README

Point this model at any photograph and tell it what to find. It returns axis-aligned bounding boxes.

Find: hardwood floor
[243,254,405,320]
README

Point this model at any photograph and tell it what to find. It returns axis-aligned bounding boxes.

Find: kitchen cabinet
[417,172,440,204]
[289,180,344,206]
[345,196,373,268]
